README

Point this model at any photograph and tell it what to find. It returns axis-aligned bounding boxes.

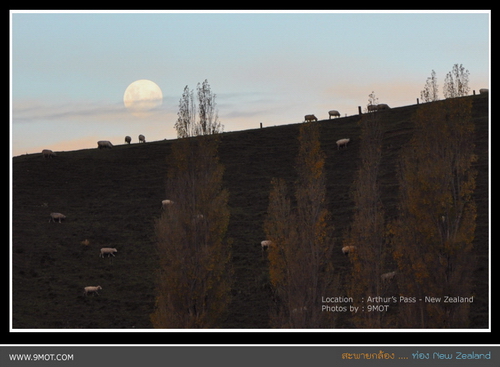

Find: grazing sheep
[84,285,102,296]
[304,114,318,122]
[42,149,56,159]
[125,136,132,144]
[342,245,356,255]
[376,103,390,111]
[336,138,350,150]
[261,240,272,251]
[138,134,146,143]
[97,140,113,149]
[162,199,174,209]
[99,247,118,258]
[49,212,66,223]
[328,110,340,119]
[381,271,397,281]
[479,88,489,95]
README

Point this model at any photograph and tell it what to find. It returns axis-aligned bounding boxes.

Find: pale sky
[11,10,490,156]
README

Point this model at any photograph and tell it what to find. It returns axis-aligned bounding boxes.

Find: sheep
[328,110,340,119]
[162,199,174,209]
[381,271,397,282]
[97,140,113,149]
[376,103,390,111]
[336,138,350,150]
[304,114,318,122]
[99,247,118,258]
[367,105,378,112]
[342,245,355,255]
[479,88,489,95]
[81,239,90,246]
[49,212,66,223]
[261,240,272,251]
[84,285,102,296]
[138,134,146,143]
[42,149,56,159]
[261,240,272,258]
[125,136,131,144]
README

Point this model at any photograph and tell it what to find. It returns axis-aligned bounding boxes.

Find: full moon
[123,79,163,117]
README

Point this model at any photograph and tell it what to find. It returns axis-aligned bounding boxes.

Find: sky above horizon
[11,10,490,156]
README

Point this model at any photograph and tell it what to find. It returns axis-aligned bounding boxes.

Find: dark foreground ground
[12,94,489,331]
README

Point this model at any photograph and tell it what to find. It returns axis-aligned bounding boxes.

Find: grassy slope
[11,94,489,329]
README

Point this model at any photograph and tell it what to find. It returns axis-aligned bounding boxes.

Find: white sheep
[125,136,131,144]
[261,240,272,251]
[342,245,356,255]
[328,110,340,119]
[97,140,113,149]
[162,199,174,209]
[42,149,56,159]
[84,285,102,296]
[49,212,66,223]
[381,271,397,281]
[260,240,272,258]
[138,134,146,143]
[99,247,118,258]
[376,103,390,111]
[304,114,318,122]
[336,138,350,150]
[479,88,489,95]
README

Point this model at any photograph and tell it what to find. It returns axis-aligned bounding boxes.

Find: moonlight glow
[123,79,163,117]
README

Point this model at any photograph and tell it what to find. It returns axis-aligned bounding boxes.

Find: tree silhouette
[175,79,223,138]
[444,64,470,99]
[264,122,337,328]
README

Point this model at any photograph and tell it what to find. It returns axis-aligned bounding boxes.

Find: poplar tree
[343,113,390,328]
[443,64,470,99]
[421,70,439,103]
[174,80,223,138]
[389,98,477,328]
[151,135,232,328]
[174,86,196,138]
[197,79,223,136]
[264,122,336,328]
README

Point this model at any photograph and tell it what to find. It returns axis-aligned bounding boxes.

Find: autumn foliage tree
[343,113,391,328]
[264,122,336,328]
[389,98,477,328]
[151,135,232,328]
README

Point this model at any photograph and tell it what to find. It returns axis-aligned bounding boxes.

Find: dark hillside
[11,94,489,329]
